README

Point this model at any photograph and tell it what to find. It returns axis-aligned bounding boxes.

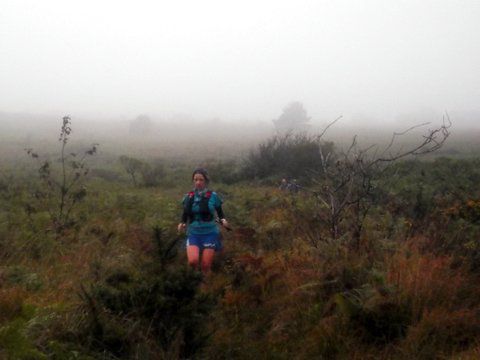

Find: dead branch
[371,114,451,166]
[304,113,452,242]
[316,115,343,140]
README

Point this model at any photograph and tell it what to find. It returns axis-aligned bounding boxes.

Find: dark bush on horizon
[202,159,242,185]
[140,160,166,187]
[119,155,166,187]
[242,133,335,183]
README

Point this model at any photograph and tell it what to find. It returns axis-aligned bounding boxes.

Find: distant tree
[273,101,311,133]
[129,114,154,135]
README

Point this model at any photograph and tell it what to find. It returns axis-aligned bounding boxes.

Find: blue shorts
[186,233,223,252]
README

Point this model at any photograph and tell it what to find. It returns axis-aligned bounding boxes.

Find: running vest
[184,191,213,222]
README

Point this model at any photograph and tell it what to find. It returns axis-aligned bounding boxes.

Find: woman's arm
[215,204,225,220]
[181,208,188,224]
[213,194,230,229]
[178,195,188,232]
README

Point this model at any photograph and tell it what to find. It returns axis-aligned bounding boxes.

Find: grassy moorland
[1,119,480,359]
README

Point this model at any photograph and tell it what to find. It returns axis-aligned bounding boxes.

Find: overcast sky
[1,0,479,123]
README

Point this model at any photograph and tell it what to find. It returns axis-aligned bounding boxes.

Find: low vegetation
[0,117,479,359]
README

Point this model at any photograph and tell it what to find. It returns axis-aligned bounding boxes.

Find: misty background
[1,0,479,155]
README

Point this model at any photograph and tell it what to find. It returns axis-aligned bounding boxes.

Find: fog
[1,0,480,128]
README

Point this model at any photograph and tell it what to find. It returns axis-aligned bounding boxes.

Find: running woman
[178,168,229,273]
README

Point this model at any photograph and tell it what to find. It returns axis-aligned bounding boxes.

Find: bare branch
[381,122,430,158]
[317,115,343,140]
[344,135,357,158]
[373,116,451,165]
[303,112,452,242]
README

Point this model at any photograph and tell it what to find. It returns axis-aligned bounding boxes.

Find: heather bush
[139,160,166,187]
[72,228,214,359]
[242,133,335,183]
[201,158,242,185]
[401,308,480,358]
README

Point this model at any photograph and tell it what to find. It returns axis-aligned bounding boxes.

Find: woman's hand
[220,218,229,228]
[177,223,186,232]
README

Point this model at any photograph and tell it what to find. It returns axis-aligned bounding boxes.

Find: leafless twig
[316,115,343,140]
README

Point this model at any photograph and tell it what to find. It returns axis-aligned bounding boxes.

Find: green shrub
[88,168,123,182]
[0,304,47,359]
[242,133,335,183]
[76,228,213,359]
[4,266,43,292]
[139,160,166,187]
[402,308,480,358]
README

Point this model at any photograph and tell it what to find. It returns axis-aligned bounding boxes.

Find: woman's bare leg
[201,249,216,273]
[187,245,200,269]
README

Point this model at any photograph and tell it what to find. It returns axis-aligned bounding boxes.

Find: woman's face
[193,173,207,190]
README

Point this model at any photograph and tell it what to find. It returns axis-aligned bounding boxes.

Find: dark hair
[192,168,210,184]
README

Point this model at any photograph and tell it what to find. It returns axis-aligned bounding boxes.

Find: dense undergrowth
[1,132,480,358]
